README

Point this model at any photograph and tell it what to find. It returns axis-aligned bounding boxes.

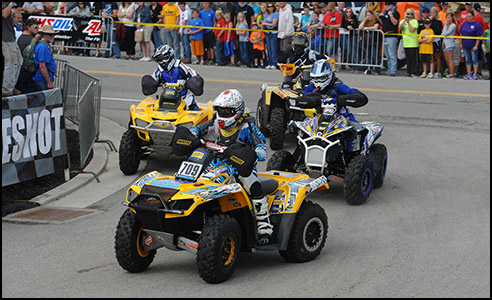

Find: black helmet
[153,45,176,72]
[292,33,309,56]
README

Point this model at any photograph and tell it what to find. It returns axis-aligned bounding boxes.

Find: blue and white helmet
[212,89,245,129]
[310,59,335,92]
[153,45,176,72]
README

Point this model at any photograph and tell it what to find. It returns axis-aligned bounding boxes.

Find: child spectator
[236,12,250,67]
[308,12,324,53]
[199,2,216,65]
[214,10,226,66]
[189,9,205,64]
[418,19,435,78]
[300,4,311,32]
[223,12,235,66]
[250,22,266,68]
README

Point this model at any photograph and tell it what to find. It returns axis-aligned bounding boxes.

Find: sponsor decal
[134,171,161,187]
[191,151,205,160]
[229,155,244,165]
[176,139,192,146]
[144,235,153,245]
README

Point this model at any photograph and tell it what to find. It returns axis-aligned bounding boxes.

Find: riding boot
[252,195,273,245]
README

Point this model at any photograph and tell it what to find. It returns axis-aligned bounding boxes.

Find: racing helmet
[153,45,176,72]
[310,59,335,92]
[212,89,245,130]
[292,33,309,56]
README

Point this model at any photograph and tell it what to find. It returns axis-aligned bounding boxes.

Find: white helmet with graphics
[310,59,335,92]
[212,89,245,130]
[153,45,176,72]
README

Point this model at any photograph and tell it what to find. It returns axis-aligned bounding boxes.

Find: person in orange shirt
[161,2,181,59]
[249,22,265,68]
[438,2,449,26]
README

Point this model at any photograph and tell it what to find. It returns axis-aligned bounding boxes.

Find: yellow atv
[256,58,336,150]
[119,77,215,175]
[115,127,329,283]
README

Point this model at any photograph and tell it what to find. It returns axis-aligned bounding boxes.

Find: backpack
[22,39,49,77]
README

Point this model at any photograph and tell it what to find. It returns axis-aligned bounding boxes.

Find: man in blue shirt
[199,2,216,64]
[32,24,58,92]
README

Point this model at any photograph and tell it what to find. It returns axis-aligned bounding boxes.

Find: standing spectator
[429,6,443,78]
[341,7,360,73]
[471,3,486,76]
[277,2,294,57]
[250,21,265,68]
[318,2,327,20]
[417,7,430,33]
[117,2,136,60]
[250,2,261,21]
[439,2,449,26]
[149,2,163,50]
[236,11,250,67]
[223,12,235,66]
[16,18,40,94]
[262,2,279,69]
[322,2,342,64]
[310,2,321,20]
[68,2,92,56]
[442,10,457,79]
[32,24,57,92]
[459,3,473,25]
[101,2,121,59]
[336,2,345,13]
[237,2,255,67]
[459,10,482,80]
[418,2,435,20]
[257,3,267,26]
[214,9,226,66]
[189,9,205,65]
[161,2,180,60]
[300,4,311,33]
[199,2,216,65]
[308,11,324,54]
[359,9,381,75]
[399,8,419,77]
[177,2,191,63]
[483,19,490,73]
[418,18,435,78]
[2,2,22,97]
[135,2,152,61]
[379,2,400,76]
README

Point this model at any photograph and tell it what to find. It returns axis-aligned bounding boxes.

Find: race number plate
[176,161,203,181]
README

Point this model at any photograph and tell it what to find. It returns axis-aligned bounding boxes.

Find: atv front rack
[131,120,177,146]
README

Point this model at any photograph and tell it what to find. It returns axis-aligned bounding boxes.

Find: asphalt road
[2,55,490,297]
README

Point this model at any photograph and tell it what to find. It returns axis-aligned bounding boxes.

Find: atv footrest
[254,243,280,251]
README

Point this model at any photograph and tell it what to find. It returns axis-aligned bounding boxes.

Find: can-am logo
[82,20,102,36]
[29,16,73,31]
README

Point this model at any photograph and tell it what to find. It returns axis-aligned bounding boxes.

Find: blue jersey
[33,41,57,83]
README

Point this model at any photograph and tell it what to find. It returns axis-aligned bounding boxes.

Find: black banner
[28,15,103,43]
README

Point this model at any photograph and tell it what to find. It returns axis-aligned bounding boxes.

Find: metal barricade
[54,58,69,90]
[308,27,385,70]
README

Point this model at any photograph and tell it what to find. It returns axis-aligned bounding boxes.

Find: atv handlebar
[205,141,226,153]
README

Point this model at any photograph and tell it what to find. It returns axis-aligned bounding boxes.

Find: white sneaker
[139,57,146,61]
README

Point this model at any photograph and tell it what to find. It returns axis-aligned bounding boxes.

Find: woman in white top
[441,10,458,78]
[118,2,136,59]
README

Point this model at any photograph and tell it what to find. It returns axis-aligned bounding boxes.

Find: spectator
[251,2,261,21]
[135,2,152,61]
[439,2,449,26]
[189,9,205,65]
[19,2,44,15]
[441,10,457,79]
[217,2,237,23]
[318,2,327,20]
[149,2,163,50]
[308,11,324,53]
[359,9,381,75]
[250,21,265,68]
[418,2,435,20]
[310,2,321,20]
[484,20,490,73]
[472,3,486,76]
[161,2,180,60]
[262,2,279,69]
[341,7,360,73]
[368,2,382,14]
[214,9,226,66]
[257,3,267,26]
[429,7,443,78]
[236,11,250,67]
[418,18,434,78]
[117,2,136,60]
[2,2,23,97]
[300,4,311,33]
[336,2,345,14]
[399,8,419,77]
[199,2,216,65]
[223,12,235,66]
[42,2,55,15]
[237,2,255,67]
[459,10,482,80]
[32,24,57,92]
[178,2,191,63]
[417,7,430,33]
[379,2,400,76]
[101,2,121,59]
[13,8,22,41]
[322,2,342,64]
[68,2,92,56]
[278,2,294,57]
[16,18,41,94]
[459,3,473,25]
[358,2,369,22]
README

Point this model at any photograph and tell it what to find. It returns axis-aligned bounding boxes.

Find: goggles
[215,107,236,118]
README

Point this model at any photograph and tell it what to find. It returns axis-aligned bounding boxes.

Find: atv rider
[152,45,202,111]
[277,33,327,88]
[189,89,273,244]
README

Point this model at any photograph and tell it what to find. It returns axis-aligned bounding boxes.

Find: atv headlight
[134,118,149,128]
[123,189,139,206]
[168,198,195,211]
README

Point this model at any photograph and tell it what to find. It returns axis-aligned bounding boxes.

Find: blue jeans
[326,38,339,58]
[165,29,180,59]
[215,40,224,65]
[180,33,191,61]
[104,21,120,58]
[463,47,479,66]
[346,35,359,70]
[32,81,48,92]
[239,41,250,65]
[152,27,163,49]
[367,44,381,73]
[383,36,398,74]
[265,32,278,66]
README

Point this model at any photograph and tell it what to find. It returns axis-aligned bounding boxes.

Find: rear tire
[256,98,270,137]
[280,200,328,263]
[266,150,295,172]
[269,107,286,150]
[197,214,241,284]
[119,129,142,175]
[115,209,156,273]
[344,155,374,205]
[371,144,388,189]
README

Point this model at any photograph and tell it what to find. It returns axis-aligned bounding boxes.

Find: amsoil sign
[29,15,102,43]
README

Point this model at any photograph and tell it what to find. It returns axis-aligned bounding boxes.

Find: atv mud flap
[140,229,199,254]
[131,120,177,147]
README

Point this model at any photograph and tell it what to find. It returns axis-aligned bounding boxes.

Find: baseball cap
[26,18,41,26]
[318,3,326,8]
[423,18,431,24]
[465,2,472,5]
[422,7,430,13]
[252,22,258,26]
[473,3,481,11]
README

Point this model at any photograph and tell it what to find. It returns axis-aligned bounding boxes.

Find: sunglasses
[31,25,39,28]
[267,6,274,8]
[406,13,414,16]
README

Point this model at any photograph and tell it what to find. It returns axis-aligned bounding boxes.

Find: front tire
[256,98,270,137]
[344,155,374,205]
[266,150,295,172]
[115,209,156,273]
[280,201,328,263]
[269,107,286,150]
[119,129,142,175]
[197,214,241,284]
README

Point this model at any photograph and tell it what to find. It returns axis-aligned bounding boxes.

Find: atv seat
[259,177,279,195]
